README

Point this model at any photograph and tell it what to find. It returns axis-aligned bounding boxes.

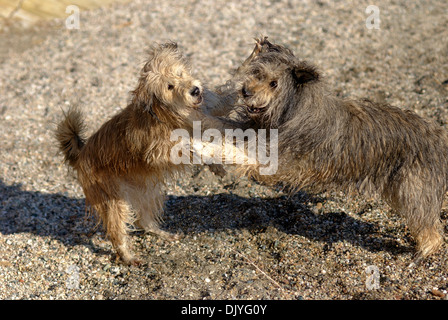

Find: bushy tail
[55,107,86,168]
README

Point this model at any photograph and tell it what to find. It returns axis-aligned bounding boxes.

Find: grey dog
[231,37,447,262]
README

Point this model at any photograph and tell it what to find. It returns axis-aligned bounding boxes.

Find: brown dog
[232,37,447,262]
[55,42,227,265]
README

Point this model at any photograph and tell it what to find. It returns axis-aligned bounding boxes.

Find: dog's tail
[55,106,87,168]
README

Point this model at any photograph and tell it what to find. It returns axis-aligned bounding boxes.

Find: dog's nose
[242,87,252,98]
[190,86,201,97]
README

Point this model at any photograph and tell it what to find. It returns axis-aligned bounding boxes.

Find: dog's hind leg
[406,203,444,261]
[387,177,445,262]
[124,180,181,241]
[94,199,141,265]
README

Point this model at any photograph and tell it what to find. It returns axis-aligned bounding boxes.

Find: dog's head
[132,42,203,116]
[235,37,320,125]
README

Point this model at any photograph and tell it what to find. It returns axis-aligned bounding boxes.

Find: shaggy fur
[56,42,227,265]
[233,37,447,261]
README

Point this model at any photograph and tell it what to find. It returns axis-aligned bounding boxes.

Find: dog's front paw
[116,254,143,266]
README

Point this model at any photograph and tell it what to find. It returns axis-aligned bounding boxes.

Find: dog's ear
[161,41,178,51]
[292,62,319,85]
[132,79,155,110]
[145,95,163,122]
[255,36,269,53]
[241,40,263,68]
[142,94,155,113]
[258,37,295,57]
[132,88,164,122]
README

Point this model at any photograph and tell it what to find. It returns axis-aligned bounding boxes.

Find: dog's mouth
[192,95,203,107]
[246,104,266,115]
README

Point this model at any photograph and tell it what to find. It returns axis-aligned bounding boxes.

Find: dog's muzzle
[246,105,264,114]
[194,95,203,106]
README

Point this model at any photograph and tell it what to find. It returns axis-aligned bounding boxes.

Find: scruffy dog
[233,37,447,261]
[56,42,227,265]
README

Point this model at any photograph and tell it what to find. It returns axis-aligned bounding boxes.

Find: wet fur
[56,42,226,265]
[233,37,447,260]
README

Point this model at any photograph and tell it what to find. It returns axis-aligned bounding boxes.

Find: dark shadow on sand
[165,191,412,255]
[0,179,410,256]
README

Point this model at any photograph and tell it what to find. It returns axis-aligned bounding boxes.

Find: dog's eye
[168,84,174,90]
[269,81,278,88]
